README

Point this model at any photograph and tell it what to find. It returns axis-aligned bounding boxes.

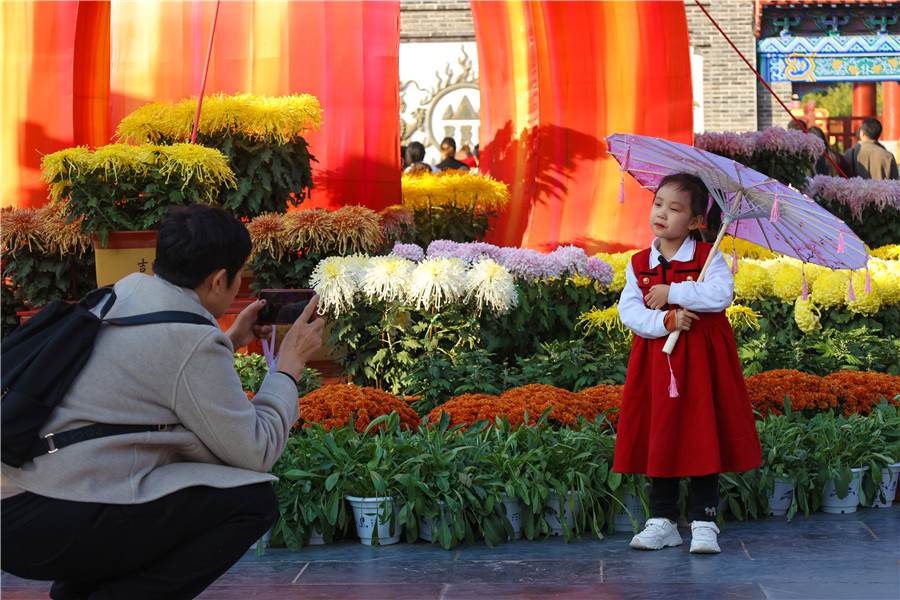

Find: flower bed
[297,384,420,432]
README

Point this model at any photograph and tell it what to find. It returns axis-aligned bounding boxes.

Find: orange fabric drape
[1,0,400,211]
[472,0,694,252]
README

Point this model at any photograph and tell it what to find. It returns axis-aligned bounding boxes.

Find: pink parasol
[606,132,869,354]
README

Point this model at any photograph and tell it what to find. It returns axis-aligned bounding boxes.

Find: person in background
[400,144,408,171]
[786,119,807,131]
[403,141,437,175]
[842,118,899,180]
[807,126,851,178]
[614,173,761,556]
[456,144,478,170]
[1,204,324,600]
[435,137,470,172]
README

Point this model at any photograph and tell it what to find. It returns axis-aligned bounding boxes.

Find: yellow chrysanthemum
[770,264,804,303]
[872,267,900,306]
[845,270,882,316]
[810,270,848,309]
[794,298,822,334]
[726,303,760,333]
[724,236,776,259]
[40,146,94,198]
[153,143,236,191]
[802,262,829,287]
[116,93,323,145]
[40,204,93,256]
[870,245,900,261]
[576,303,632,340]
[733,262,772,301]
[400,171,510,212]
[594,250,637,292]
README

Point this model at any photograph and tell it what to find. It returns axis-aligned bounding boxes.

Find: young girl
[613,173,761,554]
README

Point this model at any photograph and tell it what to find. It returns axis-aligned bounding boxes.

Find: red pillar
[852,82,877,117]
[882,81,900,140]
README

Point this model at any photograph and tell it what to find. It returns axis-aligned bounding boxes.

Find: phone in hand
[257,289,316,324]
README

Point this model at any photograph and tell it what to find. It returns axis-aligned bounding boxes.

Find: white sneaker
[690,520,721,554]
[629,517,682,550]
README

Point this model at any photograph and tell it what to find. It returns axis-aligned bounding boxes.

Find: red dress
[613,243,761,477]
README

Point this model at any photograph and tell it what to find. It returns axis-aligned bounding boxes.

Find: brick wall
[400,0,475,43]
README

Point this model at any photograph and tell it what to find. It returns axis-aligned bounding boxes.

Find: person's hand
[644,284,670,310]
[226,299,273,349]
[672,309,698,332]
[274,294,325,381]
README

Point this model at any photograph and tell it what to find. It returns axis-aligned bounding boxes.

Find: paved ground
[3,503,898,599]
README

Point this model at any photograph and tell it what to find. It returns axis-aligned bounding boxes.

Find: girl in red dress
[613,173,761,554]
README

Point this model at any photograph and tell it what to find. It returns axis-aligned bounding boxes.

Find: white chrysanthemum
[407,257,467,311]
[465,259,518,314]
[309,256,360,317]
[361,256,415,303]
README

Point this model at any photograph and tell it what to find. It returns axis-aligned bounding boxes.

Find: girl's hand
[644,284,670,310]
[664,308,699,332]
[226,299,273,349]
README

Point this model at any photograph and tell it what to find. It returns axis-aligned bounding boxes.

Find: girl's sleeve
[667,249,734,311]
[619,262,669,339]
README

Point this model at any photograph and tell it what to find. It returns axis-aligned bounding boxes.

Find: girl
[613,173,761,554]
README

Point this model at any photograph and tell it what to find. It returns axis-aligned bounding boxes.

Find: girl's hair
[655,173,722,243]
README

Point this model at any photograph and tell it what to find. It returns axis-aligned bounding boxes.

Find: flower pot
[249,525,273,552]
[501,494,523,540]
[91,230,158,287]
[306,525,326,546]
[613,490,646,532]
[544,489,580,536]
[767,476,794,516]
[821,467,866,514]
[861,463,900,509]
[346,496,402,546]
[419,502,451,542]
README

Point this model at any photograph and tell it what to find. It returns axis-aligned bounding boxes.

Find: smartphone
[257,289,316,324]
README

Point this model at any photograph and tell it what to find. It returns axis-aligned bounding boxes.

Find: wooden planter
[91,231,158,286]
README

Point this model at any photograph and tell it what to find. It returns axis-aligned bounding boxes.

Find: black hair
[655,173,722,243]
[400,144,408,169]
[152,204,251,289]
[860,118,882,140]
[441,137,457,152]
[405,141,425,164]
[807,125,827,144]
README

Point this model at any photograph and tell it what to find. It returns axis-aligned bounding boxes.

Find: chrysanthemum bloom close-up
[407,257,467,311]
[465,259,518,314]
[309,256,361,317]
[360,256,415,303]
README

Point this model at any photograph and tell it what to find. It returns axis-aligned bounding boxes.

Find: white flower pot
[307,525,326,546]
[861,463,900,508]
[501,494,523,540]
[613,489,646,532]
[821,467,866,514]
[419,501,450,542]
[767,476,794,516]
[544,489,580,536]
[346,496,402,546]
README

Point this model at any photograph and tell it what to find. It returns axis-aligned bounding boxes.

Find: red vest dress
[612,242,761,478]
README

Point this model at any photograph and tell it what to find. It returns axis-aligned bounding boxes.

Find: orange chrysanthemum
[379,205,415,240]
[246,212,286,259]
[298,384,420,433]
[576,385,623,430]
[745,369,848,418]
[822,371,900,416]
[282,208,333,253]
[328,205,383,255]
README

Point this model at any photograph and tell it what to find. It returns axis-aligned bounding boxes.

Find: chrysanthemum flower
[576,303,631,339]
[379,205,415,240]
[465,259,518,314]
[282,208,333,253]
[551,245,588,275]
[726,303,760,333]
[0,207,44,254]
[770,264,804,303]
[794,298,822,334]
[872,267,900,306]
[846,270,882,316]
[733,262,772,301]
[246,213,286,259]
[361,256,415,303]
[810,270,848,309]
[407,257,467,311]
[40,203,92,256]
[391,242,425,262]
[584,256,614,287]
[309,256,360,317]
[329,205,383,255]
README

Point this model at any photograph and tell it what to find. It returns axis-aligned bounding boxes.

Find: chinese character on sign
[138,259,148,273]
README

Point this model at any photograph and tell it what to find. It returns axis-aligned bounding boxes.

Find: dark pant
[1,483,278,600]
[649,474,719,523]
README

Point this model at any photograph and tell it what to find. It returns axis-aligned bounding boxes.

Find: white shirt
[619,237,734,339]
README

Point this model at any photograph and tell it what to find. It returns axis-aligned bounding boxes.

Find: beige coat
[2,274,300,504]
[843,139,899,180]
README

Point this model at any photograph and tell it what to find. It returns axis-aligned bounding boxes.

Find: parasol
[606,132,869,354]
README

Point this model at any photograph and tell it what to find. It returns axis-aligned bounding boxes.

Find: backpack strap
[105,311,216,327]
[26,423,176,461]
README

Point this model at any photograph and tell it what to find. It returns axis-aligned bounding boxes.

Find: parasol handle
[662,219,732,355]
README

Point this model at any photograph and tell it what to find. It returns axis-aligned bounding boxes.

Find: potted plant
[115,92,322,220]
[40,143,236,286]
[754,397,814,520]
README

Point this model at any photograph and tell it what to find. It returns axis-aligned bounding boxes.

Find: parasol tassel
[617,144,631,204]
[837,229,845,254]
[865,266,872,294]
[769,192,780,222]
[801,270,808,300]
[667,355,679,398]
[847,278,856,301]
[731,252,739,274]
[617,175,626,204]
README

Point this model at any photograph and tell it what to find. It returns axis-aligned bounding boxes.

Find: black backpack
[1,286,215,467]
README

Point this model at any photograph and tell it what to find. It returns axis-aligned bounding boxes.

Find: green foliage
[409,206,495,246]
[191,132,316,220]
[801,82,854,118]
[246,248,323,294]
[514,338,627,391]
[1,246,96,340]
[234,352,323,397]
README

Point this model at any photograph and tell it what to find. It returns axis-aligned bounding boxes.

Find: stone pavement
[3,504,898,599]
